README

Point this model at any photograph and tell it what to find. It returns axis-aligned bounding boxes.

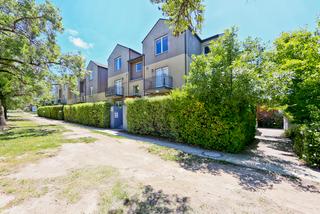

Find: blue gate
[110,105,123,129]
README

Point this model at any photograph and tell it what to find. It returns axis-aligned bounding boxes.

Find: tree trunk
[4,106,8,120]
[0,99,7,130]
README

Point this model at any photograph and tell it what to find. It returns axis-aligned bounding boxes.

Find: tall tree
[0,0,86,126]
[151,0,204,35]
[266,20,320,124]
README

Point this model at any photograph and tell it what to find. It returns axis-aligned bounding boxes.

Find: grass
[52,166,118,203]
[66,136,98,144]
[0,166,123,210]
[146,144,186,162]
[98,181,129,213]
[90,130,126,139]
[0,178,49,209]
[0,113,104,209]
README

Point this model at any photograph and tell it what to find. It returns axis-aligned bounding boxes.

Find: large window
[115,79,122,95]
[155,35,168,55]
[155,67,169,88]
[114,57,122,71]
[136,62,142,73]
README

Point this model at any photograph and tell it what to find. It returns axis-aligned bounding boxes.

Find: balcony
[106,86,124,97]
[145,75,173,94]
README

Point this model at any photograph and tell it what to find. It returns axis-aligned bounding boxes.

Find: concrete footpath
[99,127,320,183]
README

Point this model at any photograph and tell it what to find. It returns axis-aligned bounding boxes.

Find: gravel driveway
[2,113,320,213]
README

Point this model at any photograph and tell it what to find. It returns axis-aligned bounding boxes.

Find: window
[155,35,168,55]
[136,63,142,73]
[90,86,93,96]
[204,46,210,54]
[133,85,140,95]
[115,79,122,95]
[155,67,169,88]
[114,57,122,71]
[89,71,93,80]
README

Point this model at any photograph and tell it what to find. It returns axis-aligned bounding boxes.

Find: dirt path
[2,114,320,213]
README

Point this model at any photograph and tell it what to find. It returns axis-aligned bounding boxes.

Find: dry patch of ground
[1,112,320,213]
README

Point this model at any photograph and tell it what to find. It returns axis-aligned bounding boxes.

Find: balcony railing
[106,86,124,97]
[145,75,173,91]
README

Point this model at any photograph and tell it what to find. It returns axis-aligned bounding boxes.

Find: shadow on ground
[175,151,320,193]
[0,126,58,140]
[109,129,320,193]
[109,185,191,214]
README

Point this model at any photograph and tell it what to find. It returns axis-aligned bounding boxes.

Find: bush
[126,91,256,153]
[286,123,320,168]
[37,105,64,120]
[63,102,111,128]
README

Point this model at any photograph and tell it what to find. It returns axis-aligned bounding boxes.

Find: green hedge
[126,92,256,153]
[37,105,64,120]
[286,123,320,168]
[63,102,111,128]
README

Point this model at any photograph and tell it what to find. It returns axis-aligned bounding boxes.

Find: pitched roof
[117,44,141,55]
[201,33,224,43]
[142,18,167,42]
[142,18,222,43]
[107,44,141,61]
[92,61,108,69]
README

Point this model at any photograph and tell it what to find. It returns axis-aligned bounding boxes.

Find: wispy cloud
[68,36,94,49]
[66,28,79,36]
[65,28,93,49]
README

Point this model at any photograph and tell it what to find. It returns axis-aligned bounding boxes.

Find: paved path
[89,125,320,183]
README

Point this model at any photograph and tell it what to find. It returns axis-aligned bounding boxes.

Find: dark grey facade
[79,61,108,102]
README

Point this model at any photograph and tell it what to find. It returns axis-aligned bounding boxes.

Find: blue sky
[48,0,320,65]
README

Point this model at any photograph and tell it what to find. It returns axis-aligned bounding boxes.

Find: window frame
[204,46,210,55]
[135,62,142,73]
[89,71,94,81]
[114,79,122,95]
[133,85,140,95]
[114,57,122,71]
[155,35,169,56]
[90,86,93,96]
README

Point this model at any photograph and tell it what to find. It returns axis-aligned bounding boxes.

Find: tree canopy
[0,0,86,117]
[151,0,204,36]
[267,21,320,124]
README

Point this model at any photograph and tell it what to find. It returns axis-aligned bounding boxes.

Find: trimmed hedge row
[37,102,111,128]
[286,123,320,168]
[37,105,64,120]
[126,92,256,153]
[64,102,111,128]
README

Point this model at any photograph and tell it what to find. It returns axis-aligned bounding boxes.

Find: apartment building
[104,19,221,103]
[67,18,221,105]
[78,60,108,103]
[143,19,221,95]
[50,84,70,105]
[105,44,141,101]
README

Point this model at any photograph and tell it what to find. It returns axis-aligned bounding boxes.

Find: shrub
[286,123,320,168]
[37,105,64,120]
[126,91,256,153]
[63,102,111,128]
